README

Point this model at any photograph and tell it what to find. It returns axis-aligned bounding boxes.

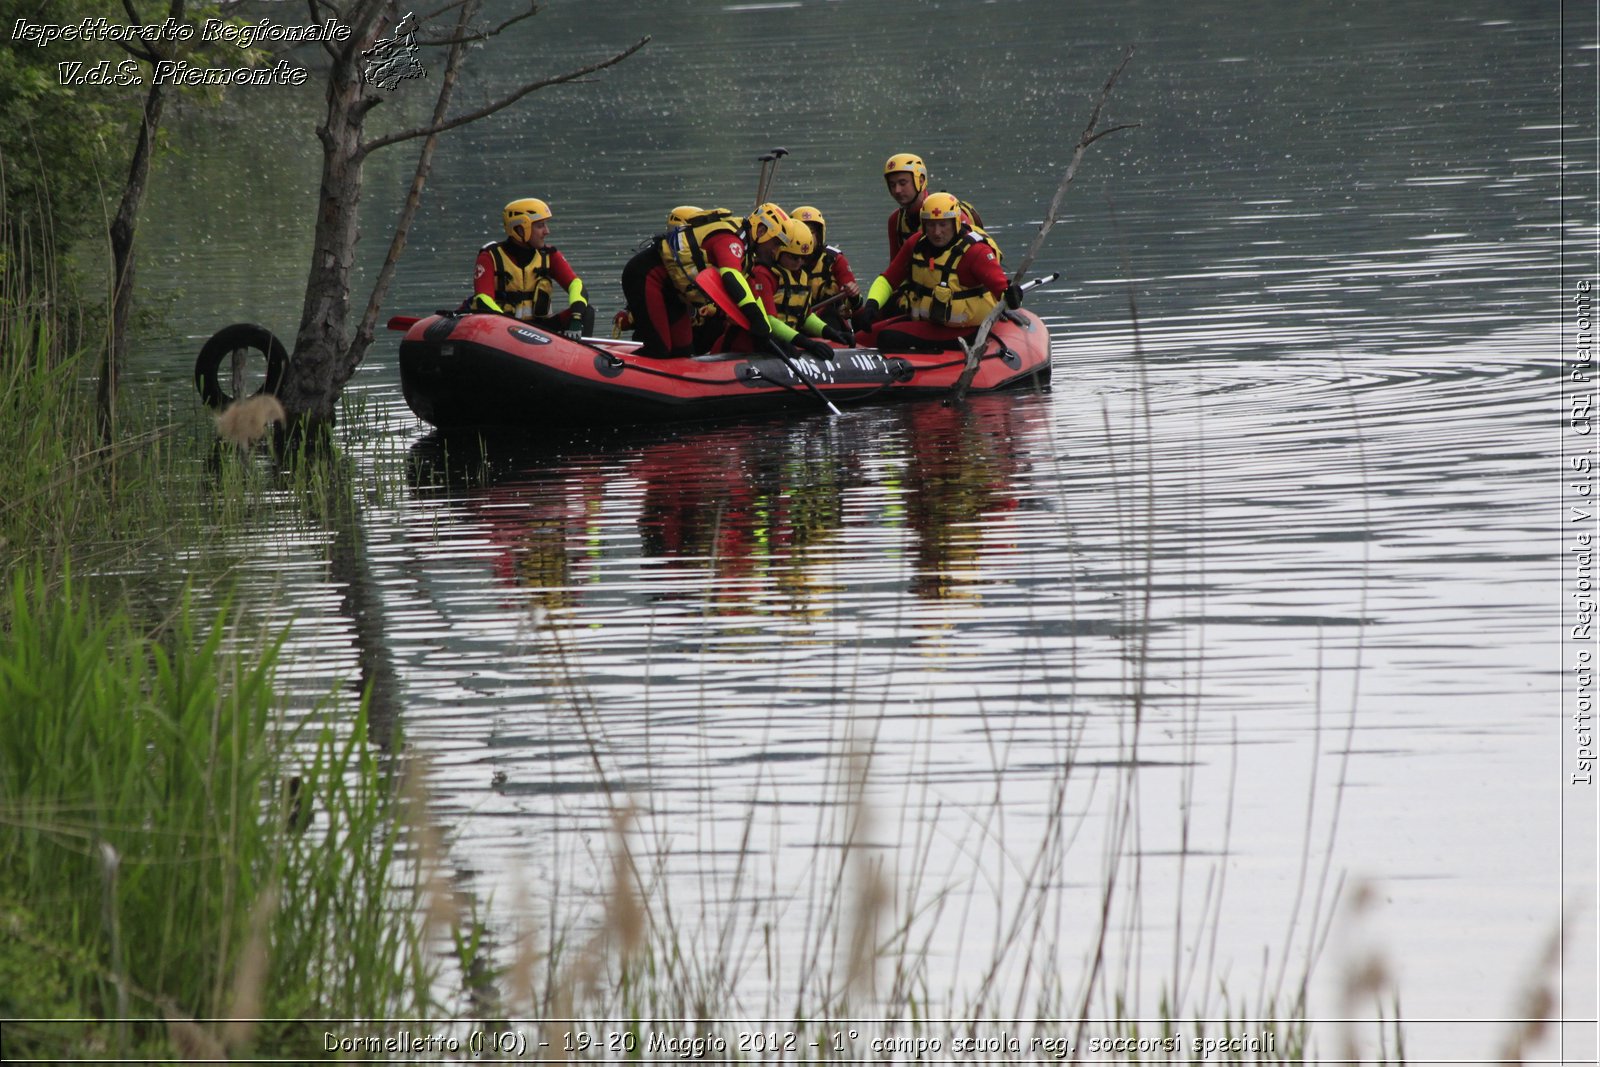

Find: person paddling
[472,198,594,337]
[855,192,1022,353]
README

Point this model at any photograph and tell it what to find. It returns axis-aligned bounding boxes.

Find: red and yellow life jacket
[484,241,556,320]
[770,265,814,329]
[657,208,739,308]
[894,195,985,254]
[805,246,851,308]
[905,231,1000,326]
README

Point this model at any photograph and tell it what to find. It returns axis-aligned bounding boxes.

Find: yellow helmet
[746,201,791,245]
[920,191,963,223]
[503,197,552,242]
[667,205,703,229]
[883,153,928,194]
[776,216,816,258]
[791,205,826,246]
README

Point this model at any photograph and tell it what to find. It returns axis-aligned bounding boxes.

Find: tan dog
[215,394,286,449]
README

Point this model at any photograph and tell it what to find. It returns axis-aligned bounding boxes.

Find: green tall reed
[0,204,438,1058]
[0,565,434,1058]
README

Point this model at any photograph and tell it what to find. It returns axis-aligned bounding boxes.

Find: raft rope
[590,344,999,397]
[596,354,739,386]
[597,350,823,395]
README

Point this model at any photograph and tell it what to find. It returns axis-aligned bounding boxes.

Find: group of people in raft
[469,152,1027,360]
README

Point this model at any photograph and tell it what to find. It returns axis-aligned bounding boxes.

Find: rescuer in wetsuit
[790,205,860,337]
[717,208,843,358]
[882,153,984,260]
[472,197,594,337]
[619,205,772,358]
[856,192,1022,353]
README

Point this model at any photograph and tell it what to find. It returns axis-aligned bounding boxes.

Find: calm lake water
[132,0,1595,1059]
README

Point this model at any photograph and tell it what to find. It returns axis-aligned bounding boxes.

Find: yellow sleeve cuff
[719,267,756,305]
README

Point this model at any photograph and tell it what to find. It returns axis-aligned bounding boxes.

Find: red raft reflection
[406,393,1049,611]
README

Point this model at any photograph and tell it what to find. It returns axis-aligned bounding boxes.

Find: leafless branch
[947,46,1138,405]
[1084,122,1141,147]
[115,0,159,61]
[414,0,538,46]
[318,0,392,65]
[304,0,346,61]
[360,34,649,155]
[418,0,471,22]
[307,0,349,24]
[1011,45,1138,284]
[347,0,477,376]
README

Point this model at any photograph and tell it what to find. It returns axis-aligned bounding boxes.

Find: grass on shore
[0,248,439,1059]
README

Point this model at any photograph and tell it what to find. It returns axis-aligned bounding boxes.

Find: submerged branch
[947,46,1137,406]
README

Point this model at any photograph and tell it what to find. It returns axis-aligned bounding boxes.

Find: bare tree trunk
[276,3,387,428]
[346,0,475,396]
[274,1,647,430]
[99,0,184,445]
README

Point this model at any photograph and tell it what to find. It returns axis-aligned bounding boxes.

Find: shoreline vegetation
[0,221,441,1057]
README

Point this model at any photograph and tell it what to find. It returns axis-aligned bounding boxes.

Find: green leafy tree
[0,0,142,305]
[1,0,268,437]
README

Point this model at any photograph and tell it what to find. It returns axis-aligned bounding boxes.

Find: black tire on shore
[194,323,288,409]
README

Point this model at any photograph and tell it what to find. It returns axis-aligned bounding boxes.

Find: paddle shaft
[767,339,841,416]
[808,289,859,315]
[754,154,774,211]
[753,147,788,211]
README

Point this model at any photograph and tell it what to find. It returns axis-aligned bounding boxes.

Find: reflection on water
[406,395,1050,613]
[347,307,1568,1053]
[896,400,1034,602]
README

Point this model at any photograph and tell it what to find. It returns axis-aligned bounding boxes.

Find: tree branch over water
[948,46,1138,405]
[360,35,651,156]
[346,0,474,380]
[1010,45,1139,284]
[413,0,540,46]
[275,0,650,425]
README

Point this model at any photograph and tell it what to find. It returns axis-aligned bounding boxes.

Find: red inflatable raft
[393,310,1051,431]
